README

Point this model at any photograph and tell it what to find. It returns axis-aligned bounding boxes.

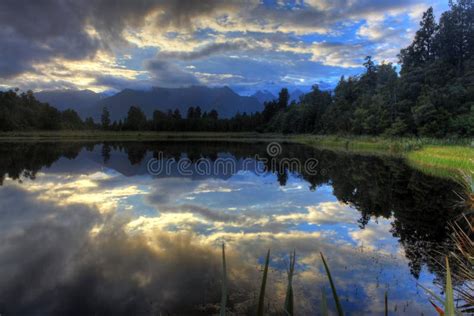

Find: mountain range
[35,89,104,113]
[34,86,309,121]
[251,90,276,104]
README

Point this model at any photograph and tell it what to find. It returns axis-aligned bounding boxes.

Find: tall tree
[187,107,195,119]
[125,106,147,130]
[101,107,111,130]
[400,7,438,71]
[278,88,289,110]
[195,106,202,119]
[436,0,474,72]
[209,109,219,120]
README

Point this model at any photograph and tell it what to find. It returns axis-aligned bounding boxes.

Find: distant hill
[36,86,262,120]
[251,90,276,104]
[35,89,102,112]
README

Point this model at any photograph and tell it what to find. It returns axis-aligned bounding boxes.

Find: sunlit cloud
[0,0,448,92]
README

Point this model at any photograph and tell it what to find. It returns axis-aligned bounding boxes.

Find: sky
[0,0,449,95]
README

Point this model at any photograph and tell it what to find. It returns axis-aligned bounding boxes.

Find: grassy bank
[0,131,472,178]
[293,135,473,178]
[406,146,474,178]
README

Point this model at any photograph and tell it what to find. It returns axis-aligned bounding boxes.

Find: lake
[0,141,466,315]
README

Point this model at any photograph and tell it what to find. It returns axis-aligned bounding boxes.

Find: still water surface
[0,141,466,315]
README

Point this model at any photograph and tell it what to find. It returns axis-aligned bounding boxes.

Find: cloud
[93,75,152,91]
[158,40,250,60]
[144,59,200,87]
[0,0,437,91]
[0,0,100,78]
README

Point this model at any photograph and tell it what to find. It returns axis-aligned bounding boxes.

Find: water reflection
[0,141,466,315]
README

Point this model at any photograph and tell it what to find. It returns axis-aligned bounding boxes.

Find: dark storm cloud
[0,0,104,78]
[145,59,200,86]
[0,0,231,78]
[158,40,250,60]
[93,59,201,89]
[94,74,152,91]
[247,0,420,31]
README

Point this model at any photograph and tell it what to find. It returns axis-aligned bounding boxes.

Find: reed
[320,252,344,316]
[257,249,271,316]
[284,250,296,316]
[320,288,328,316]
[218,247,469,315]
[449,214,474,313]
[445,257,455,316]
[220,243,227,316]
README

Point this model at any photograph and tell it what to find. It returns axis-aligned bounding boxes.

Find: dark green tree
[101,107,111,130]
[61,109,84,130]
[278,88,289,110]
[400,7,438,70]
[124,106,147,131]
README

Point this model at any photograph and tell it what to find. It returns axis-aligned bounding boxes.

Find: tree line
[266,1,474,137]
[0,1,472,137]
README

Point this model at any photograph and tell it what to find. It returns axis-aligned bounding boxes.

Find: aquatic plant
[257,249,270,316]
[219,247,467,315]
[220,243,227,316]
[320,288,328,316]
[320,252,344,316]
[284,250,296,316]
[418,257,462,316]
[449,214,473,313]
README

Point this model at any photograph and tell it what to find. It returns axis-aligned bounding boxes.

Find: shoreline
[0,131,472,178]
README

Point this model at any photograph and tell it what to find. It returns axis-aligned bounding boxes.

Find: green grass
[293,134,472,153]
[293,135,473,179]
[406,146,474,177]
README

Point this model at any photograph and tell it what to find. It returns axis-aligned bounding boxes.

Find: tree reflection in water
[0,141,468,314]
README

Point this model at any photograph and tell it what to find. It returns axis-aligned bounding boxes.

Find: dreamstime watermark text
[146,142,324,176]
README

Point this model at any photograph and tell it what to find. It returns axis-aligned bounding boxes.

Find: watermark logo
[266,142,282,157]
[146,142,324,177]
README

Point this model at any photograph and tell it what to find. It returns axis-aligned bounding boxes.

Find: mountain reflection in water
[0,141,466,315]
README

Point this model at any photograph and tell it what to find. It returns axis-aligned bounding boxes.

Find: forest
[0,1,472,137]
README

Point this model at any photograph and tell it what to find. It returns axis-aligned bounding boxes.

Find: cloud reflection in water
[0,141,465,315]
